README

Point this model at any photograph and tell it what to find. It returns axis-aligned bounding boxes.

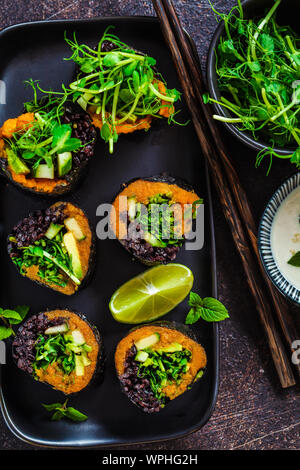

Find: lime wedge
[109,263,194,324]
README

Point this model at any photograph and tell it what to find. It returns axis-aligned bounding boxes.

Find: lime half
[109,263,194,324]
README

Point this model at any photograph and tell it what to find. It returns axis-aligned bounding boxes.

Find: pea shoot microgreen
[5,81,82,177]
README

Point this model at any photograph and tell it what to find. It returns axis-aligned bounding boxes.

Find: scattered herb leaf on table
[185,292,229,324]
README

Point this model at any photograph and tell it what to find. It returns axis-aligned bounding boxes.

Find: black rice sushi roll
[115,322,207,413]
[8,202,95,295]
[65,28,181,154]
[13,309,103,394]
[111,175,202,265]
[0,91,96,196]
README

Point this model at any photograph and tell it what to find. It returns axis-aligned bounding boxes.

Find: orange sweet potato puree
[35,310,99,394]
[24,202,92,296]
[89,113,152,134]
[111,179,200,239]
[0,113,67,193]
[157,80,174,118]
[0,113,34,138]
[115,325,207,400]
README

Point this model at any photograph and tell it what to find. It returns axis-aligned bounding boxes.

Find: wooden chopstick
[152,0,296,387]
[159,0,300,381]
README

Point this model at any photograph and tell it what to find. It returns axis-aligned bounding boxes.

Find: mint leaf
[65,407,88,422]
[2,310,22,321]
[185,307,202,325]
[185,292,229,324]
[188,292,203,308]
[42,401,88,423]
[0,326,13,340]
[288,251,300,267]
[0,305,30,333]
[14,305,30,321]
[51,410,64,421]
[202,297,229,321]
[42,403,64,412]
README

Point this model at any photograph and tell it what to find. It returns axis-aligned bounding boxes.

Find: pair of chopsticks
[152,0,300,387]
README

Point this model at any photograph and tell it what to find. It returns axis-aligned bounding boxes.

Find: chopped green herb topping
[136,347,192,403]
[131,192,185,248]
[33,332,76,375]
[5,86,82,177]
[11,230,74,287]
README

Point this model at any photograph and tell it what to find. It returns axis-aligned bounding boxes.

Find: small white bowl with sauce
[259,173,300,305]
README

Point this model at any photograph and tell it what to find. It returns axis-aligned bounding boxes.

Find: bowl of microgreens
[206,0,300,173]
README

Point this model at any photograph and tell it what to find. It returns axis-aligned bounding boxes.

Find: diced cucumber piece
[144,232,165,248]
[34,164,54,179]
[6,148,30,175]
[81,352,91,367]
[63,232,83,280]
[57,152,72,177]
[71,329,85,345]
[44,323,69,335]
[128,196,137,221]
[135,350,149,362]
[135,333,160,351]
[75,355,85,376]
[45,223,63,240]
[64,217,86,241]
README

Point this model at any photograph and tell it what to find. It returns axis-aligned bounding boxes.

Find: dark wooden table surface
[0,0,299,451]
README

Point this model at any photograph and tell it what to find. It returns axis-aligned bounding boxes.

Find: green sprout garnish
[64,27,183,153]
[205,0,300,173]
[5,82,82,177]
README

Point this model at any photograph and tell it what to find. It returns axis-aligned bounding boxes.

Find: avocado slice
[63,232,83,280]
[71,329,85,345]
[64,217,86,241]
[44,323,69,335]
[75,355,85,376]
[128,196,137,221]
[81,351,91,367]
[157,342,183,353]
[6,148,30,175]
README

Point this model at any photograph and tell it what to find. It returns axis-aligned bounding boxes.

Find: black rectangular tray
[0,16,218,448]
